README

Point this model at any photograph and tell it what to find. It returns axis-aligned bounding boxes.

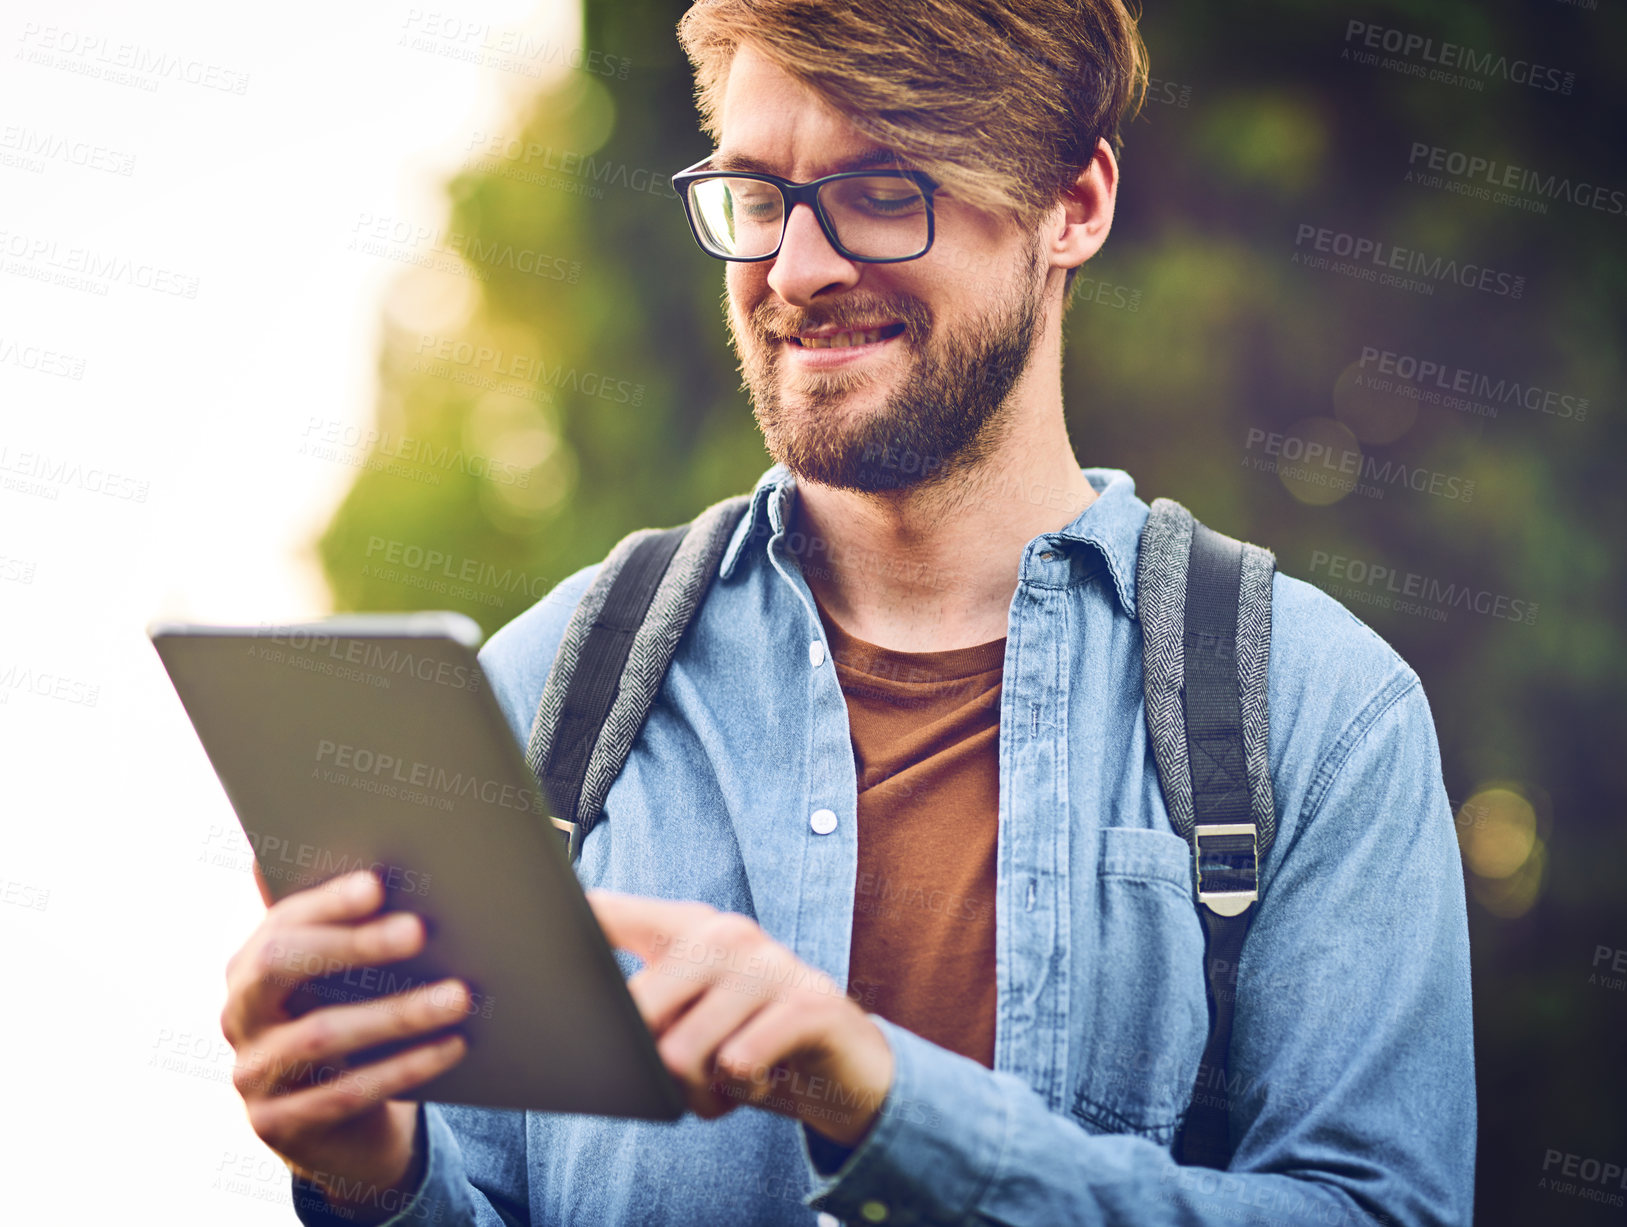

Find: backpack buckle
[548,814,583,863]
[1194,823,1258,917]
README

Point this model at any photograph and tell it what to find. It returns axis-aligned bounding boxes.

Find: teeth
[798,327,889,349]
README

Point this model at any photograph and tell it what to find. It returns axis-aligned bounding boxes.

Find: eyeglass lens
[687,175,928,259]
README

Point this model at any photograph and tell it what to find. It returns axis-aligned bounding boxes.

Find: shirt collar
[1048,467,1146,616]
[717,462,1147,618]
[718,462,798,582]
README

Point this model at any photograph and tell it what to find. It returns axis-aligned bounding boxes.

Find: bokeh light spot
[1332,360,1418,445]
[1459,786,1538,879]
[1274,416,1362,506]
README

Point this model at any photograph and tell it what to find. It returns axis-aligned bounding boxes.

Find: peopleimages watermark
[150,1027,241,1087]
[1144,76,1193,108]
[1072,276,1142,312]
[0,875,50,911]
[854,868,993,925]
[1292,223,1525,299]
[0,661,100,707]
[215,1149,447,1222]
[299,415,531,487]
[1243,427,1475,502]
[348,212,581,285]
[243,623,483,692]
[1,228,200,299]
[312,738,542,816]
[0,554,37,586]
[1341,20,1576,96]
[15,22,251,95]
[1159,1165,1395,1226]
[198,820,434,897]
[1308,550,1538,627]
[1406,141,1624,221]
[411,333,645,406]
[0,125,135,177]
[1591,944,1627,992]
[262,937,494,1022]
[0,445,152,501]
[362,534,555,608]
[0,334,87,380]
[464,132,676,201]
[398,10,630,81]
[1354,347,1588,422]
[1538,1148,1626,1209]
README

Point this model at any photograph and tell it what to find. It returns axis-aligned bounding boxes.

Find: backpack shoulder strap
[525,494,752,861]
[1136,496,1277,1169]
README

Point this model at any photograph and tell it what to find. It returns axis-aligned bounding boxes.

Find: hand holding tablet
[151,613,685,1120]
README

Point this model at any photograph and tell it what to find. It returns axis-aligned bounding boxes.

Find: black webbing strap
[1175,520,1259,1169]
[539,526,687,860]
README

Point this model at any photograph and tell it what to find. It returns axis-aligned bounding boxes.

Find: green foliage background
[315,2,1626,1221]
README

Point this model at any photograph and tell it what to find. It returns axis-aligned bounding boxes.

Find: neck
[789,377,1096,653]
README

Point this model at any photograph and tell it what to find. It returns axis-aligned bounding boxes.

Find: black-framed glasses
[671,155,938,263]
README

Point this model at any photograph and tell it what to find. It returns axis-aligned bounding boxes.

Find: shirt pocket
[1068,826,1209,1147]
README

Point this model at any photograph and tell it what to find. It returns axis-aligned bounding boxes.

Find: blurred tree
[318,0,762,633]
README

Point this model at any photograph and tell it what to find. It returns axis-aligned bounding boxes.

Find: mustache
[751,298,928,340]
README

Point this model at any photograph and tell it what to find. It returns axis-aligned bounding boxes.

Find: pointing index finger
[587,890,705,961]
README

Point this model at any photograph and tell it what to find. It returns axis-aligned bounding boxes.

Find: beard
[727,231,1045,494]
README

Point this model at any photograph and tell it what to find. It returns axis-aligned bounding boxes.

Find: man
[220,2,1476,1223]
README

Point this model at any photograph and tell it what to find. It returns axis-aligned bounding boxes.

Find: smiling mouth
[785,322,908,349]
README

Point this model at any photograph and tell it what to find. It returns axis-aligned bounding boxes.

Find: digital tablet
[150,612,685,1121]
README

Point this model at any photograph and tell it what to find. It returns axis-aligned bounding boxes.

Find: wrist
[807,1010,894,1147]
[299,1103,427,1224]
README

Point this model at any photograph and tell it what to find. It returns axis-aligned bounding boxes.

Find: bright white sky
[0,1,581,1219]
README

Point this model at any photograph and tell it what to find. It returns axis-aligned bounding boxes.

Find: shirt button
[860,1201,890,1223]
[810,808,838,835]
[809,640,826,667]
[1039,550,1056,561]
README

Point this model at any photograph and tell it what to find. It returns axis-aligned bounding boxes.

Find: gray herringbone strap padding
[1236,537,1277,854]
[524,494,753,829]
[1137,498,1278,856]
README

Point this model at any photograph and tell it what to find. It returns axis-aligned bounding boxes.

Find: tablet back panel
[152,616,683,1121]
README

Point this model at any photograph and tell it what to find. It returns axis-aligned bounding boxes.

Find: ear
[1049,137,1119,273]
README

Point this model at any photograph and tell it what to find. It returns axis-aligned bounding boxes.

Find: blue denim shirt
[292,465,1475,1227]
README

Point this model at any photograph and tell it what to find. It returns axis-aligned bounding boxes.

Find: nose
[765,201,861,305]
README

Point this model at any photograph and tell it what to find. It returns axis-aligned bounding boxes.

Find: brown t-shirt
[813,594,1004,1070]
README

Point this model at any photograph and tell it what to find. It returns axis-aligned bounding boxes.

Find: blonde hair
[676,0,1149,292]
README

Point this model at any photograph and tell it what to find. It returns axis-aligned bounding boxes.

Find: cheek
[725,271,762,337]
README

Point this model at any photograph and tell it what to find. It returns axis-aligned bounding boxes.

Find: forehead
[716,42,898,179]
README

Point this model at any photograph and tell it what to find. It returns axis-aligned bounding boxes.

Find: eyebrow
[708,147,905,176]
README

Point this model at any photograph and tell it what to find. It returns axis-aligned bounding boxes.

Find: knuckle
[658,1035,700,1077]
[254,934,289,976]
[294,1013,334,1061]
[233,1051,270,1099]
